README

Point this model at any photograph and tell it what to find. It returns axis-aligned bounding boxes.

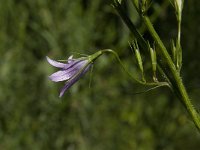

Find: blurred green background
[0,0,200,149]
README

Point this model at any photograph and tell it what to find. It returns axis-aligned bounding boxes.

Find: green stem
[101,49,143,84]
[100,49,169,87]
[142,16,200,131]
[113,1,169,81]
[139,0,170,33]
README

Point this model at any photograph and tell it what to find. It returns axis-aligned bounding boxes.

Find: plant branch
[101,49,169,88]
[142,16,200,131]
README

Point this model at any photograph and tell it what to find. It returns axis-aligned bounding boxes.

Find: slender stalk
[100,49,169,87]
[139,0,170,33]
[142,16,200,131]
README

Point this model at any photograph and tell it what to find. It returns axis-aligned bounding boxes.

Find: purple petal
[64,59,88,72]
[59,76,80,97]
[46,56,67,68]
[49,70,72,82]
[59,65,92,97]
[49,60,89,82]
[46,56,88,71]
[49,67,79,82]
[63,59,85,70]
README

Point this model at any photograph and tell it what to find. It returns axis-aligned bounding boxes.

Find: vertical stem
[143,16,200,131]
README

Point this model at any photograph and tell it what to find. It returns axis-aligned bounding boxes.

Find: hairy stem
[142,16,200,131]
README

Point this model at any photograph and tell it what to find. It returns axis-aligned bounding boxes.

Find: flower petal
[59,64,92,97]
[46,56,67,68]
[59,77,79,97]
[64,59,88,72]
[49,70,75,82]
[49,60,89,82]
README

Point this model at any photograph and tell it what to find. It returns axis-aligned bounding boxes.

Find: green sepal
[170,40,177,64]
[130,41,145,82]
[149,45,157,81]
[176,39,182,71]
[139,0,153,15]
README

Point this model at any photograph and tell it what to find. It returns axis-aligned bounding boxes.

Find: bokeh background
[0,0,200,149]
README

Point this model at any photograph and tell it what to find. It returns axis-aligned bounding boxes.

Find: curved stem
[100,49,169,87]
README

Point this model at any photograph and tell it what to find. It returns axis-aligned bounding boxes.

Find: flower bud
[139,0,152,14]
[135,48,144,74]
[176,0,183,14]
[130,41,145,82]
[170,40,177,63]
[150,47,157,82]
[171,0,184,21]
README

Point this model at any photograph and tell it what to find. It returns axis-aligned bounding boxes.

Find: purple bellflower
[46,55,92,97]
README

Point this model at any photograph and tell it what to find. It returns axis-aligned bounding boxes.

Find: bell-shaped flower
[46,55,92,97]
